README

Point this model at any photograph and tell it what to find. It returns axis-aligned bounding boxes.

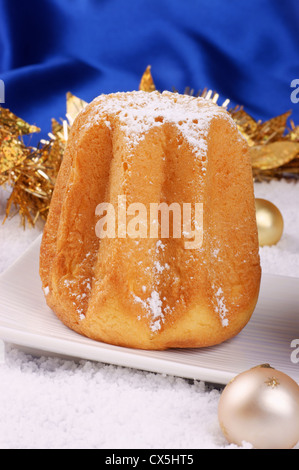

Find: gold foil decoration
[0,107,40,136]
[0,108,40,177]
[229,108,299,181]
[1,116,59,226]
[2,124,60,227]
[251,141,299,170]
[139,66,156,92]
[0,92,89,227]
[288,123,299,141]
[254,111,291,143]
[66,92,88,124]
[0,135,28,176]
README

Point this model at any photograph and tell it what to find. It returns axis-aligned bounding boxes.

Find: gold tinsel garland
[1,66,298,227]
[0,93,87,227]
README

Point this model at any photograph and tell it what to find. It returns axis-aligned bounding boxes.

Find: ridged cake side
[40,91,261,350]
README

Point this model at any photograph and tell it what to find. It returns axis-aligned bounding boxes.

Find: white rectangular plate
[0,235,298,385]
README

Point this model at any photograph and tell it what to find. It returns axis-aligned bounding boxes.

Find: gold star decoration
[265,377,281,389]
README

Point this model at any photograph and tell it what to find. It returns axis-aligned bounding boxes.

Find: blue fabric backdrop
[0,0,298,140]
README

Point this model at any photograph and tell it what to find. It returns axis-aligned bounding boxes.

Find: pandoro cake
[40,90,261,350]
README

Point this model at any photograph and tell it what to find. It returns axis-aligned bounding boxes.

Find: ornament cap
[251,363,274,369]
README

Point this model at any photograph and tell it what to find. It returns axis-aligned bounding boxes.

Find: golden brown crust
[40,91,261,350]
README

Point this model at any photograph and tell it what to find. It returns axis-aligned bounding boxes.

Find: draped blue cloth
[0,0,298,141]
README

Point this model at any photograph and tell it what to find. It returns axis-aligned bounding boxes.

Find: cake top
[78,90,234,159]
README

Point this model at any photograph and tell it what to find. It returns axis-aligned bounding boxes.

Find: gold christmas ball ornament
[218,365,299,449]
[255,198,284,247]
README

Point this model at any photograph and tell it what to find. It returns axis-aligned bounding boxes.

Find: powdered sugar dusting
[80,90,231,161]
[147,291,164,332]
[63,276,93,321]
[133,289,165,333]
[132,237,176,332]
[213,285,229,327]
[154,260,170,275]
[155,240,165,253]
[43,286,49,296]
